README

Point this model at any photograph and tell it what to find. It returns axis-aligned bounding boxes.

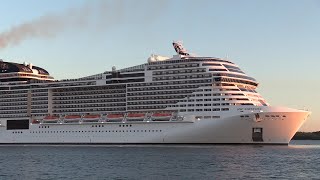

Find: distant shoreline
[292,131,320,140]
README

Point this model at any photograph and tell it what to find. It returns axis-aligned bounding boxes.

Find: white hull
[0,107,309,144]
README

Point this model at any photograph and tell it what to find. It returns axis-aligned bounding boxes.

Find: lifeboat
[64,115,81,123]
[126,113,145,121]
[151,113,172,121]
[42,115,60,123]
[106,114,124,122]
[82,114,101,122]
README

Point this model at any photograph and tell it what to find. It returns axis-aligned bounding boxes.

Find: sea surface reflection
[0,140,318,179]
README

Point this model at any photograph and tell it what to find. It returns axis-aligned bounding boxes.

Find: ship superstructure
[0,42,310,144]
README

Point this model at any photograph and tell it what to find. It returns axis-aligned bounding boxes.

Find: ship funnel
[172,41,190,56]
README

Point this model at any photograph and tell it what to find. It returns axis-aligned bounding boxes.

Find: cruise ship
[0,42,310,144]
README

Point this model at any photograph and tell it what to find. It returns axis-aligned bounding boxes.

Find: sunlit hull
[0,107,309,144]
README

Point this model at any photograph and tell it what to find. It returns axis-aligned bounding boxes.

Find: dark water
[0,141,319,180]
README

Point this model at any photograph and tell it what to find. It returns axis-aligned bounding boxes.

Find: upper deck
[0,42,268,119]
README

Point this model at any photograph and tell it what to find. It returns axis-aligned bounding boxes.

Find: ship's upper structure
[0,60,54,82]
[0,42,268,119]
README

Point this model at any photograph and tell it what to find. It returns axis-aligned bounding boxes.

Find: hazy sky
[0,0,319,131]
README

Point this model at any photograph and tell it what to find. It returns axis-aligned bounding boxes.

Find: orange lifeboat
[43,115,60,123]
[64,115,81,123]
[126,113,145,121]
[106,114,124,122]
[82,114,100,122]
[151,113,172,121]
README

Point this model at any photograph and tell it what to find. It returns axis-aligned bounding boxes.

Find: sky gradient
[0,0,319,131]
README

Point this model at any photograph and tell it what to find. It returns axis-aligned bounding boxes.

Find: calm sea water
[0,140,319,180]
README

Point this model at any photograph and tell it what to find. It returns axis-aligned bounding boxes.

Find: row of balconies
[53,90,126,96]
[0,110,27,114]
[0,114,28,118]
[211,73,256,82]
[52,84,126,92]
[127,105,167,110]
[53,107,126,113]
[31,92,48,97]
[127,100,179,106]
[127,90,194,97]
[54,89,126,94]
[0,90,28,95]
[31,89,48,93]
[148,58,232,66]
[53,103,126,109]
[214,77,258,87]
[52,94,126,100]
[32,97,49,101]
[179,98,220,103]
[147,63,199,71]
[31,105,48,109]
[32,101,49,105]
[31,110,48,114]
[0,103,27,106]
[153,74,211,81]
[0,94,28,98]
[0,106,27,110]
[176,103,221,107]
[127,79,212,87]
[239,88,257,93]
[127,85,203,92]
[0,98,28,102]
[36,81,96,88]
[152,68,206,76]
[53,98,126,104]
[127,95,186,101]
[179,108,224,112]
